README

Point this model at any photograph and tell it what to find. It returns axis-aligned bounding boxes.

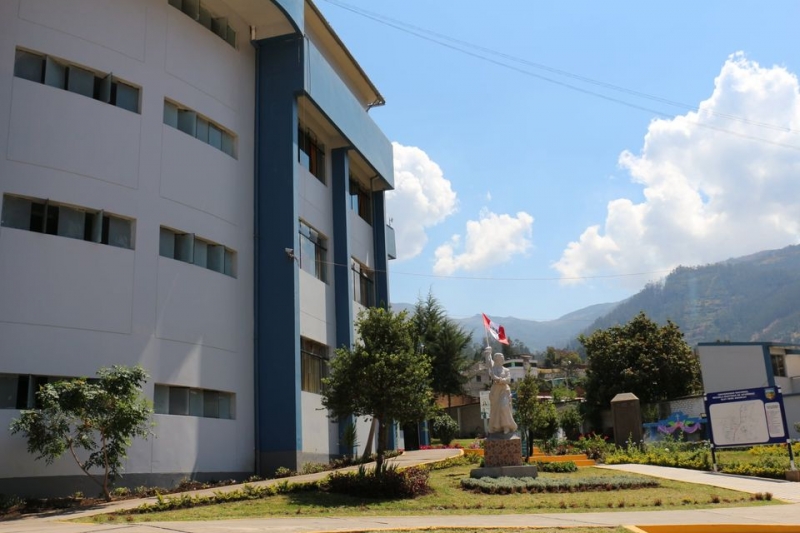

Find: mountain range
[393,244,800,353]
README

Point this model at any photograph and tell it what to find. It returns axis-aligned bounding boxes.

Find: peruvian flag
[482,313,509,345]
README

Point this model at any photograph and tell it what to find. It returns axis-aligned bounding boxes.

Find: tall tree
[10,366,152,501]
[580,312,702,421]
[513,372,539,459]
[411,292,471,398]
[323,307,434,469]
[501,337,531,358]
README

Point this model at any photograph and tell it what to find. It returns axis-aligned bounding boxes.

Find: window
[163,100,236,157]
[169,0,236,47]
[350,178,372,224]
[2,194,134,249]
[14,49,140,113]
[159,226,236,277]
[298,221,327,282]
[153,384,235,419]
[771,353,787,378]
[352,260,375,307]
[0,374,71,409]
[301,337,329,394]
[298,126,326,183]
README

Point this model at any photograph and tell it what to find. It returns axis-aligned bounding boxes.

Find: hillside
[391,301,618,352]
[576,244,800,347]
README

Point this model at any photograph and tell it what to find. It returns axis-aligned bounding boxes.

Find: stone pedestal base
[787,469,800,482]
[484,437,522,467]
[470,465,538,479]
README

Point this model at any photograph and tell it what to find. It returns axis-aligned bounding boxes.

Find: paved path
[597,463,800,504]
[2,450,799,533]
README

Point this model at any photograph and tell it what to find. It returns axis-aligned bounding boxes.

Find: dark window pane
[67,66,95,97]
[14,50,44,83]
[113,82,139,113]
[1,195,33,230]
[30,202,46,233]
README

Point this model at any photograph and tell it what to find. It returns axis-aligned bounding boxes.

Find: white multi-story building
[0,0,395,497]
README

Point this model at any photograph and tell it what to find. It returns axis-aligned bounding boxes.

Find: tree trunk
[375,417,388,472]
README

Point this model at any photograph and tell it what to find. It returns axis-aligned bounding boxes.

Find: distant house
[697,342,800,439]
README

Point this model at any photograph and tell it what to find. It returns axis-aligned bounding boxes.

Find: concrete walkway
[2,450,799,533]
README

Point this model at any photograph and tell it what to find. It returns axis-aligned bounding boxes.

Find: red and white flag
[482,313,509,345]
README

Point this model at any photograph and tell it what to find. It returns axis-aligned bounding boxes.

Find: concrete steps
[464,446,596,467]
[528,446,596,466]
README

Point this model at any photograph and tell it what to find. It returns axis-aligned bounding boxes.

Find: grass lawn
[87,464,780,523]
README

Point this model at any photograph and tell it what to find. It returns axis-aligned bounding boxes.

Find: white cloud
[387,142,458,260]
[433,209,534,275]
[554,52,800,283]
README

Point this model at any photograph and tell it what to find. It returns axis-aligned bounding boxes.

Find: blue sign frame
[703,386,791,448]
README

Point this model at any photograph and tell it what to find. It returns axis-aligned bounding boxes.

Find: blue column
[332,148,356,457]
[254,34,304,475]
[372,192,389,308]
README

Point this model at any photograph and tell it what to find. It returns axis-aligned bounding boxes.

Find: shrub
[300,462,328,475]
[461,475,659,494]
[324,464,431,499]
[559,406,583,441]
[574,432,613,462]
[274,467,295,478]
[536,461,577,473]
[431,413,460,446]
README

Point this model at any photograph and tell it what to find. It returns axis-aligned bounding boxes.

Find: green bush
[431,413,460,446]
[559,406,583,441]
[323,463,431,499]
[461,475,659,494]
[536,461,577,473]
[574,433,614,461]
[300,462,329,475]
[273,467,295,478]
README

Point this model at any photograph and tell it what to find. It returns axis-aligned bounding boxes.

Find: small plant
[274,467,295,479]
[300,462,328,475]
[535,460,577,473]
[710,494,721,504]
[0,494,24,513]
[111,487,130,498]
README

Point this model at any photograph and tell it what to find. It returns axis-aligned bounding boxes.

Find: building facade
[0,0,394,497]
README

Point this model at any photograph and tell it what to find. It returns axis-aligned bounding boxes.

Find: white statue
[484,346,518,435]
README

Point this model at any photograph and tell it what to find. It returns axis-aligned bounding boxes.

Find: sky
[316,0,800,321]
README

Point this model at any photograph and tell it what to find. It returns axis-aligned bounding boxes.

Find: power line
[313,256,671,281]
[321,0,800,150]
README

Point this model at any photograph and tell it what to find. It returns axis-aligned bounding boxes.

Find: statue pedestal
[484,437,522,467]
[470,435,537,479]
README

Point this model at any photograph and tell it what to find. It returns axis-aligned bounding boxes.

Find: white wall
[0,0,256,481]
[698,345,770,393]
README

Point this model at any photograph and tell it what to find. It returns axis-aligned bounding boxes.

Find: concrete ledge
[469,465,538,479]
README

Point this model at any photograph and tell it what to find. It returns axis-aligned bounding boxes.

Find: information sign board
[704,386,790,448]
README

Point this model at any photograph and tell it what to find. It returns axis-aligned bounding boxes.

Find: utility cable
[321,0,800,150]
